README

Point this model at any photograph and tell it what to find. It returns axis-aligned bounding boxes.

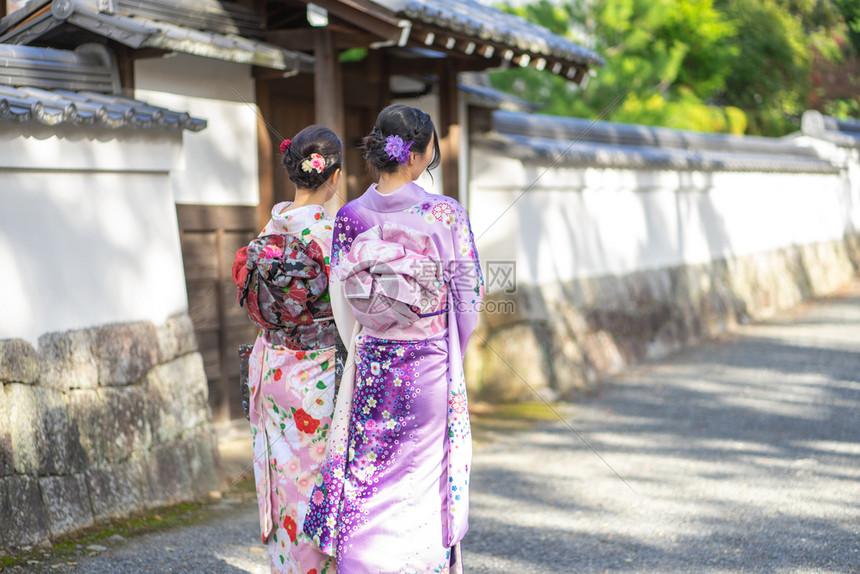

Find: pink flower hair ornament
[301,153,326,174]
[384,134,413,165]
[280,139,291,154]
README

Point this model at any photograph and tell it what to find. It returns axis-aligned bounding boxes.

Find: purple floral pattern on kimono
[304,183,483,573]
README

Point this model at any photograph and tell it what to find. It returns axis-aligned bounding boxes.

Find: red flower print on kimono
[283,516,298,543]
[449,391,466,414]
[294,408,321,434]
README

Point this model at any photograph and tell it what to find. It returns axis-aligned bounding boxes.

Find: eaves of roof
[0,43,206,131]
[369,0,602,80]
[0,0,313,72]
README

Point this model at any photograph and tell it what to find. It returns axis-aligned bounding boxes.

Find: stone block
[0,475,50,548]
[590,274,624,309]
[547,321,588,397]
[478,323,553,403]
[88,322,160,386]
[579,331,626,379]
[144,441,194,508]
[6,384,87,476]
[143,353,210,443]
[86,456,147,520]
[65,390,104,467]
[479,292,525,330]
[37,330,99,391]
[156,313,198,364]
[845,232,860,269]
[39,473,94,537]
[0,388,12,476]
[0,338,41,384]
[101,388,151,463]
[66,388,150,466]
[801,241,854,295]
[184,427,220,498]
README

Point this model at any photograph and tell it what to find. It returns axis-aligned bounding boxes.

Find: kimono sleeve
[448,203,484,357]
[330,205,359,279]
[329,273,357,349]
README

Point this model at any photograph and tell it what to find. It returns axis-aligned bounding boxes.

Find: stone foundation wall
[0,314,219,550]
[466,234,860,402]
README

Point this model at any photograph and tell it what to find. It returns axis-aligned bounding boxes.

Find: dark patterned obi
[232,233,339,351]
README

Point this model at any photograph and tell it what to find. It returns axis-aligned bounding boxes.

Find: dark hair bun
[363,127,393,171]
[362,104,440,176]
[282,125,343,191]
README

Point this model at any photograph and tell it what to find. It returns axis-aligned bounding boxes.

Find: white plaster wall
[470,152,849,292]
[794,135,860,235]
[134,54,260,206]
[0,129,188,344]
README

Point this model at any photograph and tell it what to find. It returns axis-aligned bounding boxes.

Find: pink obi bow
[336,224,446,330]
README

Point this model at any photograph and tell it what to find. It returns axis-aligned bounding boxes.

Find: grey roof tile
[479,110,836,174]
[0,44,206,131]
[0,0,312,71]
[372,0,602,67]
[801,110,860,148]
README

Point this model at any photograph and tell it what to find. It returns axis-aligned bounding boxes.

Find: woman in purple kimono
[233,125,344,574]
[304,105,484,573]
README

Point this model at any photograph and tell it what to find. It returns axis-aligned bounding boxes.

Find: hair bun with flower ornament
[301,153,326,174]
[280,139,291,154]
[384,134,413,165]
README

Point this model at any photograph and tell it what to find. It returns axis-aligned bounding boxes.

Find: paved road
[23,287,860,573]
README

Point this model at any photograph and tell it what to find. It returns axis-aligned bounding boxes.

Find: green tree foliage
[490,0,859,136]
[832,0,860,51]
[491,0,746,133]
[715,0,811,134]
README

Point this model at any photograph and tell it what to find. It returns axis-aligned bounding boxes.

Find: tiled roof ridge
[0,43,206,131]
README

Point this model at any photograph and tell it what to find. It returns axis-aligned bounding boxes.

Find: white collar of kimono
[358,181,427,213]
[269,202,328,231]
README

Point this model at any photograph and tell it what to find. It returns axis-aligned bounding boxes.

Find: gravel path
[25,287,860,573]
[465,289,860,573]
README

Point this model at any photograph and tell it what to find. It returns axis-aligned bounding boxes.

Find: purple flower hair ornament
[384,134,413,165]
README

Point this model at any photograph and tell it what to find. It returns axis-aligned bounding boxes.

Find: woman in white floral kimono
[304,105,484,573]
[233,125,345,574]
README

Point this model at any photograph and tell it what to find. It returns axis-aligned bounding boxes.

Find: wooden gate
[177,204,259,423]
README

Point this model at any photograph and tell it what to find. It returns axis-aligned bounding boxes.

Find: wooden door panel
[177,204,258,423]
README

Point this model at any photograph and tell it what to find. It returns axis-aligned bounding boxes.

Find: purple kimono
[303,182,484,573]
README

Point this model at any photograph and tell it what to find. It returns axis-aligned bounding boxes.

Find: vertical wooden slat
[438,59,460,202]
[215,227,230,423]
[177,205,258,424]
[367,49,390,112]
[256,78,274,231]
[110,42,134,96]
[314,28,347,213]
